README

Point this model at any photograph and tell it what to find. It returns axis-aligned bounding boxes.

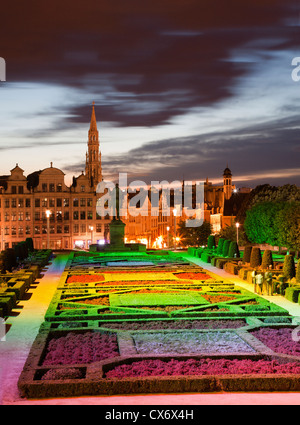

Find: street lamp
[236,222,240,245]
[173,208,177,250]
[166,226,170,249]
[89,226,94,246]
[46,210,51,249]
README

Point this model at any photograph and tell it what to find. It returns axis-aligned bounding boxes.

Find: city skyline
[0,1,300,188]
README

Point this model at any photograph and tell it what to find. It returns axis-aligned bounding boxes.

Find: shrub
[250,247,262,268]
[296,261,300,283]
[222,240,231,257]
[207,235,216,250]
[25,237,34,252]
[228,242,240,258]
[2,248,17,272]
[261,250,273,270]
[243,245,252,263]
[285,287,300,303]
[283,254,296,280]
[217,238,226,255]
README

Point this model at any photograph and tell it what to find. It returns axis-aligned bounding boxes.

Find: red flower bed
[102,319,246,330]
[105,358,300,379]
[251,327,300,356]
[175,273,212,280]
[42,331,119,365]
[67,275,105,283]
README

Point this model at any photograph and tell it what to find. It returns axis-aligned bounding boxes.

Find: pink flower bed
[105,358,300,379]
[102,319,246,331]
[251,327,300,356]
[42,331,119,365]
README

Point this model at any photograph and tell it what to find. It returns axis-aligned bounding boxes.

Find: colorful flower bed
[67,275,105,283]
[105,358,300,379]
[251,327,300,356]
[42,331,119,365]
[101,319,246,330]
[174,272,212,280]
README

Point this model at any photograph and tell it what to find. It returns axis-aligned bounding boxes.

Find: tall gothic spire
[85,102,102,186]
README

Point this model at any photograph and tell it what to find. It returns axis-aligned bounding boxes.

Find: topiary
[261,250,273,270]
[228,241,240,258]
[2,248,17,272]
[296,260,300,283]
[207,235,216,250]
[222,239,231,257]
[250,247,262,268]
[283,254,296,280]
[25,237,34,252]
[243,245,252,263]
[217,238,226,255]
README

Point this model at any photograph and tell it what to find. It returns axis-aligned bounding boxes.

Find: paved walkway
[1,252,300,405]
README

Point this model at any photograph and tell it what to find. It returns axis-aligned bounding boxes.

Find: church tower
[85,102,102,187]
[223,165,233,200]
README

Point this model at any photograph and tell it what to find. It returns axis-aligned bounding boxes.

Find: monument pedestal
[109,219,125,250]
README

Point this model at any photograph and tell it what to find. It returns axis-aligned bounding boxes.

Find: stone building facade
[0,104,237,250]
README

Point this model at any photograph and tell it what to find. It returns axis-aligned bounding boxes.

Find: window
[80,211,86,220]
[73,224,79,233]
[4,227,9,235]
[64,198,69,207]
[42,183,47,192]
[4,199,9,208]
[80,224,86,233]
[25,226,30,235]
[34,211,40,221]
[42,198,48,207]
[42,225,47,234]
[96,223,102,233]
[49,198,55,208]
[64,225,69,234]
[18,226,23,236]
[4,213,9,222]
[11,226,16,235]
[57,225,62,234]
[11,213,16,221]
[35,199,40,208]
[57,184,62,192]
[56,198,62,207]
[80,198,86,207]
[35,226,40,235]
[12,186,17,194]
[50,226,55,234]
[64,211,69,220]
[25,212,30,221]
[73,198,79,207]
[56,211,62,221]
[73,211,79,220]
[49,183,55,192]
[25,198,31,208]
[18,212,23,221]
[18,199,24,208]
[81,185,85,192]
[18,186,24,194]
[11,199,16,208]
[87,198,92,207]
[87,211,93,220]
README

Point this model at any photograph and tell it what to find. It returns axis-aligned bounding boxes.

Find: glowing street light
[89,225,94,246]
[46,210,51,249]
[236,222,240,245]
[166,226,170,249]
[173,208,177,250]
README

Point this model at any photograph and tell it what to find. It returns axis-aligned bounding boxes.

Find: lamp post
[166,226,170,249]
[46,210,51,249]
[173,208,177,250]
[89,226,94,247]
[236,222,240,245]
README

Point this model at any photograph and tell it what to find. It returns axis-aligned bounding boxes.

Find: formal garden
[17,250,300,398]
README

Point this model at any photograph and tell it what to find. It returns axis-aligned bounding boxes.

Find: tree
[207,235,216,250]
[243,245,252,263]
[283,254,296,280]
[228,241,240,258]
[178,220,212,247]
[250,247,262,268]
[296,261,300,283]
[274,202,300,251]
[261,250,273,270]
[218,224,248,246]
[217,238,226,255]
[222,239,231,257]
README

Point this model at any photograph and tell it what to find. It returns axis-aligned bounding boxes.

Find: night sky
[0,0,300,188]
